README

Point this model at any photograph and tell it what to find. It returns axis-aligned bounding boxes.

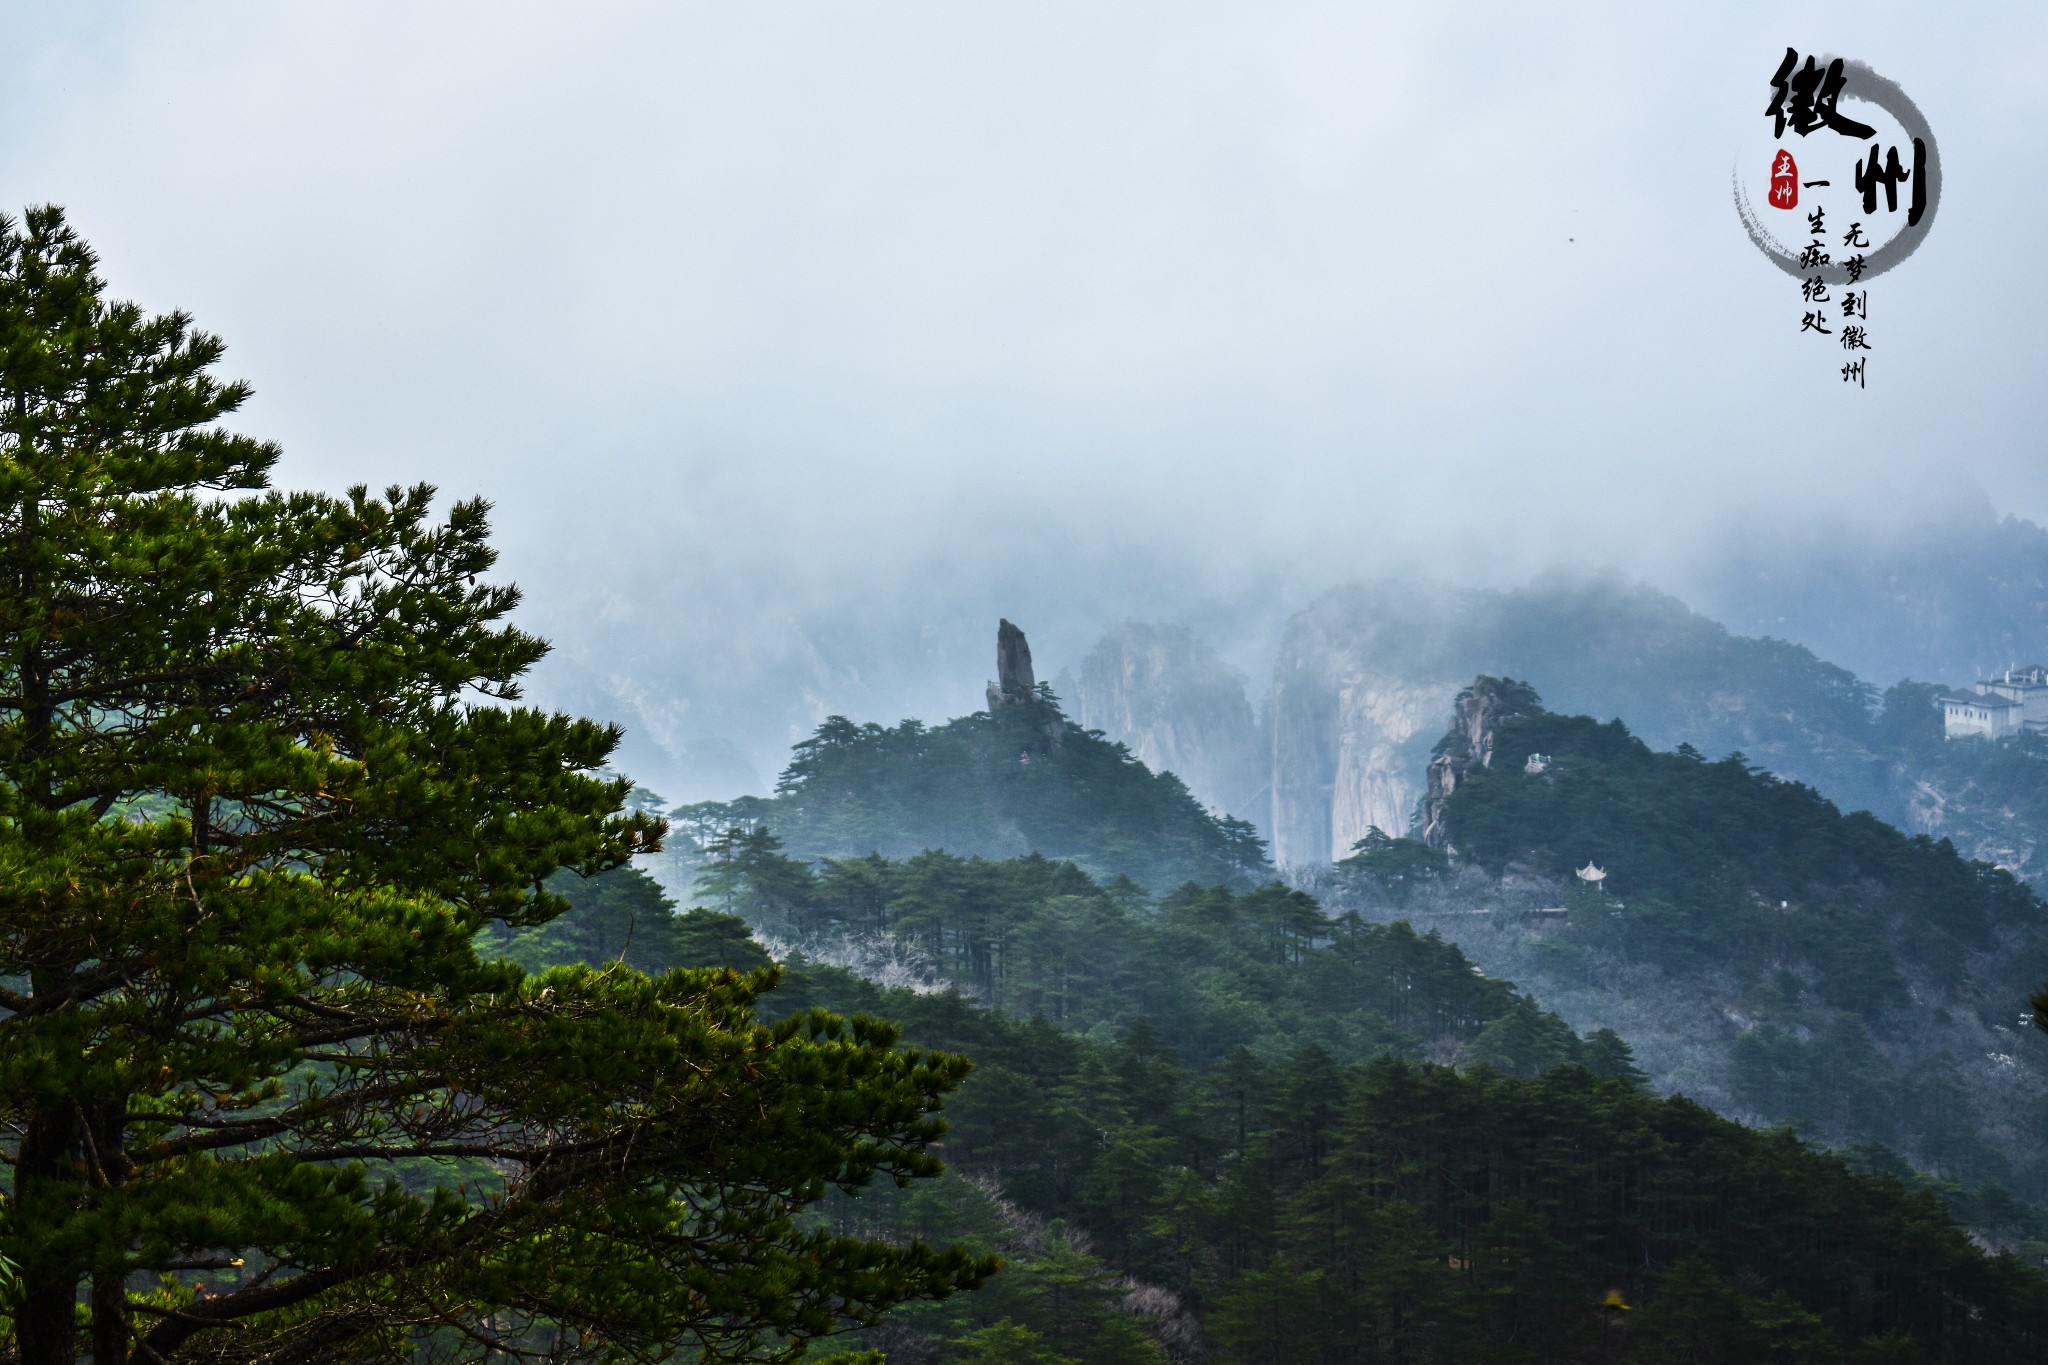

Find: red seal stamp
[1768,149,1798,209]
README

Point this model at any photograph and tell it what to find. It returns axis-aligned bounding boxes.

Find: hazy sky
[3,4,2042,793]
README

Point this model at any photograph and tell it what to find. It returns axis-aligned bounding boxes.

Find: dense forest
[522,864,2048,1362]
[653,840,1624,1074]
[1314,681,2048,1206]
[664,693,1269,894]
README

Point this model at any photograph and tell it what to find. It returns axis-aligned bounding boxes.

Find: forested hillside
[516,864,2048,1362]
[1264,572,1890,865]
[1869,680,2048,882]
[673,841,1626,1073]
[666,693,1270,894]
[1320,680,2048,1205]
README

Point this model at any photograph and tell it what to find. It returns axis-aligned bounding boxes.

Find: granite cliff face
[1077,622,1265,822]
[1262,572,1897,867]
[986,618,1064,746]
[1269,626,1459,868]
[1075,574,1999,872]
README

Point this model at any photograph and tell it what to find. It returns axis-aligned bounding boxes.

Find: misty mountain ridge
[1077,569,2048,886]
[1679,495,2048,687]
[1258,569,1889,865]
[636,646,2048,1201]
[618,558,2048,899]
[536,500,2048,827]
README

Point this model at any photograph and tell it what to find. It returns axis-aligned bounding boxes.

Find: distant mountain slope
[1333,679,2048,1202]
[1681,500,2048,688]
[680,841,1620,1074]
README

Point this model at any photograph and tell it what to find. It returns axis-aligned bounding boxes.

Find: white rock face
[1328,678,1460,857]
[1087,571,1925,873]
[1263,571,1906,868]
[1267,580,1481,867]
[1078,622,1266,824]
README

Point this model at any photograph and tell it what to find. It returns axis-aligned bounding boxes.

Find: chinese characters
[1735,49,1938,387]
[1762,48,1916,388]
[1766,51,1876,140]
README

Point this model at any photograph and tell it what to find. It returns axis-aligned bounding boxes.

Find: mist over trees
[667,694,1271,896]
[1299,682,2048,1204]
[518,849,2048,1362]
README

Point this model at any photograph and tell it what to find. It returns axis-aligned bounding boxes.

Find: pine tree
[0,206,989,1364]
[1579,1027,1651,1089]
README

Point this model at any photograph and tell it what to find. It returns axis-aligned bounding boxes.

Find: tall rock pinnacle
[988,618,1037,709]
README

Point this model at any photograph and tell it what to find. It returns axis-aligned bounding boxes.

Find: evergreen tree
[1335,827,1447,906]
[1579,1027,1650,1089]
[1467,996,1581,1078]
[0,206,988,1363]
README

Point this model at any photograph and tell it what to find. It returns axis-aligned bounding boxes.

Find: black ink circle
[1733,58,1940,283]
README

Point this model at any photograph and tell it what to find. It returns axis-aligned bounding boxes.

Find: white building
[1980,664,2048,721]
[1941,665,2048,740]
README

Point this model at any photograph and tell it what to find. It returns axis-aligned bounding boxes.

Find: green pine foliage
[671,700,1270,894]
[531,880,2048,1363]
[1336,827,1449,906]
[820,971,2048,1363]
[1446,707,2045,992]
[654,842,1606,1070]
[488,866,775,976]
[1435,689,2048,1196]
[0,206,988,1365]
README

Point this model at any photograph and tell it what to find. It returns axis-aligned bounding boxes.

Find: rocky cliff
[985,618,1064,746]
[987,617,1037,708]
[1268,599,1462,868]
[1080,574,1993,872]
[1267,572,1894,867]
[1418,677,1538,850]
[1076,622,1265,823]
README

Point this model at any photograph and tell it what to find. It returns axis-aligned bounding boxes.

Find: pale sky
[2,4,2041,794]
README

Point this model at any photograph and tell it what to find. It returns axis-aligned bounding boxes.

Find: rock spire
[987,618,1037,709]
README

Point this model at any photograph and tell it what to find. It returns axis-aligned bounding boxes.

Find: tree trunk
[16,1270,78,1365]
[15,1107,81,1365]
[92,1268,129,1365]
